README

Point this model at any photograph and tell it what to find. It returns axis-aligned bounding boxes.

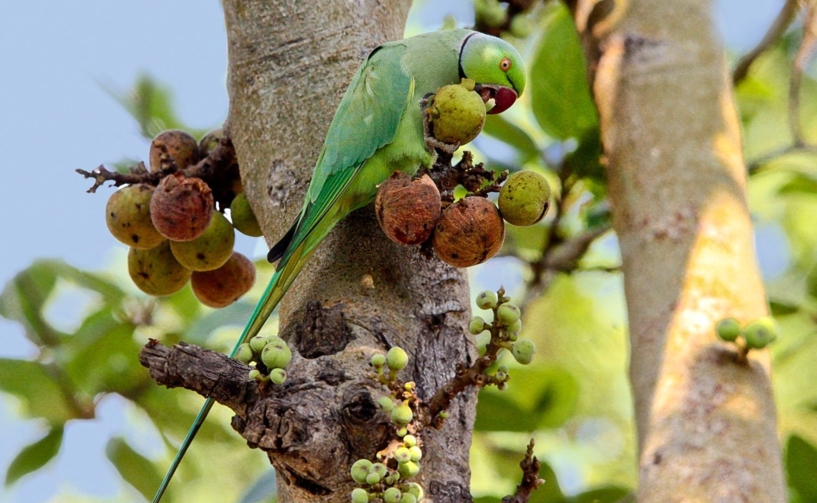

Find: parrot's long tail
[152,243,310,503]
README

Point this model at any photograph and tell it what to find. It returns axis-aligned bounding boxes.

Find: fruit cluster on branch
[78,129,261,307]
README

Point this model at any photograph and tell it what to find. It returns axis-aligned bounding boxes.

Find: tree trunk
[220,2,476,502]
[568,0,786,501]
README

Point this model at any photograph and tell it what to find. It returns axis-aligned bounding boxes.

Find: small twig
[789,1,817,147]
[421,288,511,426]
[501,439,545,503]
[76,135,239,207]
[733,0,799,86]
[75,162,153,193]
[747,143,817,174]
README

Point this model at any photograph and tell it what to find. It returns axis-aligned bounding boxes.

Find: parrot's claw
[421,94,459,155]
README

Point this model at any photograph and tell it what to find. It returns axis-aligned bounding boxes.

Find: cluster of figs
[105,130,260,307]
[376,79,551,267]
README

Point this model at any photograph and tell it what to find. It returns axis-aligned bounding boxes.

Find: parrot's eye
[499,57,512,72]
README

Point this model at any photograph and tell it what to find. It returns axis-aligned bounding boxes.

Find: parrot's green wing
[280,42,414,258]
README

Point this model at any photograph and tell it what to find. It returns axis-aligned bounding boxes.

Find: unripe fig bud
[395,447,412,463]
[351,488,369,503]
[498,170,551,226]
[236,343,254,364]
[506,319,522,337]
[270,368,287,385]
[371,353,386,368]
[396,427,408,437]
[384,487,402,503]
[351,459,372,484]
[497,303,521,325]
[106,184,165,249]
[365,472,380,485]
[249,335,268,354]
[428,79,486,145]
[743,317,777,349]
[511,339,535,365]
[151,173,214,242]
[191,252,256,308]
[230,192,263,237]
[261,337,293,369]
[432,196,505,268]
[128,241,191,296]
[376,173,441,245]
[403,435,418,448]
[399,494,418,503]
[149,130,200,172]
[390,403,413,426]
[475,290,498,310]
[387,347,409,371]
[248,369,262,381]
[369,463,388,479]
[407,483,424,501]
[716,318,742,342]
[170,211,235,271]
[377,396,395,412]
[469,316,486,335]
[408,446,422,462]
[397,460,420,479]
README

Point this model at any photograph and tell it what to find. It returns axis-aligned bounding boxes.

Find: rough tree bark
[567,0,786,501]
[153,2,478,503]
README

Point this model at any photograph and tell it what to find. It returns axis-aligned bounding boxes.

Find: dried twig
[76,136,239,207]
[502,438,545,503]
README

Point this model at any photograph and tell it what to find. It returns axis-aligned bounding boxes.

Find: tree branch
[732,0,799,85]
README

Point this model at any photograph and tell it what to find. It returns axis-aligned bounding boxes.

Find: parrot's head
[459,32,526,115]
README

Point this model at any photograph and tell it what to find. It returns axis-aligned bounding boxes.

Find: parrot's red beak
[475,85,517,115]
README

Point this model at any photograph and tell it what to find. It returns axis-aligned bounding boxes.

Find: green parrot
[152,28,525,502]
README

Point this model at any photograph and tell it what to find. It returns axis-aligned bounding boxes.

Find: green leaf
[769,299,799,316]
[475,390,540,432]
[106,437,162,501]
[0,359,80,422]
[483,115,540,163]
[0,259,126,347]
[787,435,817,503]
[563,128,604,182]
[778,173,817,196]
[530,3,598,140]
[5,425,64,486]
[475,367,578,431]
[0,261,63,346]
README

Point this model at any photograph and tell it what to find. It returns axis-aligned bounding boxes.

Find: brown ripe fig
[149,130,201,171]
[128,241,192,296]
[198,128,223,157]
[150,173,214,242]
[432,196,505,267]
[191,252,256,308]
[170,212,235,271]
[230,192,263,237]
[375,173,441,245]
[105,184,165,249]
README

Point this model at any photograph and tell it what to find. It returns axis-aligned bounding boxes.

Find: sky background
[0,0,785,502]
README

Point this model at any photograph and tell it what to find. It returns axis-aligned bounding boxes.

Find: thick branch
[572,1,786,501]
